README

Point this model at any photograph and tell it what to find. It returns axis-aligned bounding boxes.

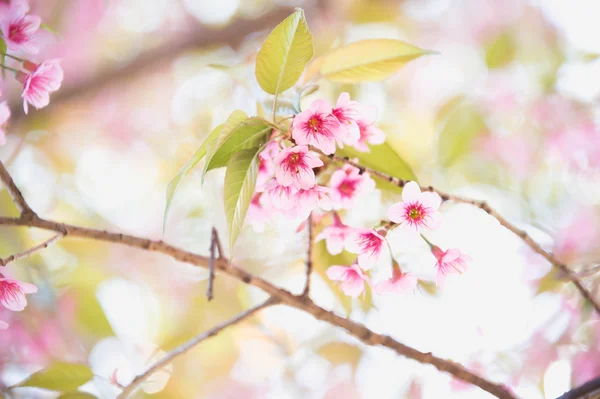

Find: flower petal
[401,181,421,203]
[326,265,348,281]
[420,191,442,210]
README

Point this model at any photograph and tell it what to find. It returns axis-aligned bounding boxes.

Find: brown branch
[555,375,600,399]
[330,154,600,316]
[302,214,314,296]
[207,228,217,301]
[0,161,515,399]
[0,161,34,216]
[0,233,63,266]
[117,298,277,399]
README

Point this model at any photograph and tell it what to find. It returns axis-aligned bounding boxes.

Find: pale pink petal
[311,99,333,114]
[420,191,442,210]
[18,282,38,294]
[0,320,8,330]
[0,102,10,125]
[365,125,385,145]
[0,291,27,311]
[401,181,421,203]
[341,278,365,297]
[386,203,404,224]
[296,167,316,189]
[424,211,443,230]
[326,266,348,281]
[357,253,377,270]
[304,152,324,168]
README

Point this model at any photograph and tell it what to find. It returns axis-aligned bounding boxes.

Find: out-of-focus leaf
[313,238,373,315]
[536,269,567,295]
[57,393,97,399]
[316,342,363,369]
[255,8,314,95]
[320,39,434,83]
[417,280,439,297]
[437,103,487,167]
[485,31,516,69]
[163,124,222,231]
[203,111,271,179]
[224,147,262,255]
[14,362,93,391]
[338,141,417,193]
[0,39,6,79]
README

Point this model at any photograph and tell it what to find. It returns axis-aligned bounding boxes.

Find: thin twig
[329,154,600,316]
[0,161,516,399]
[0,233,63,267]
[117,298,277,399]
[302,213,314,296]
[212,227,224,259]
[555,375,600,399]
[207,230,217,301]
[0,161,34,216]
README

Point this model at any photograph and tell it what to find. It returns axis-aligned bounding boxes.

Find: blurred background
[0,0,599,398]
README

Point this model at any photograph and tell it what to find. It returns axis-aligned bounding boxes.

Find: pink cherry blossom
[0,320,8,330]
[292,99,343,155]
[374,266,417,295]
[331,92,360,145]
[256,146,277,189]
[273,145,323,190]
[353,120,386,152]
[432,246,471,288]
[298,185,332,214]
[346,229,387,270]
[315,212,355,255]
[17,59,64,114]
[387,182,442,232]
[329,164,375,210]
[0,2,40,54]
[0,277,38,311]
[0,101,10,146]
[263,180,298,212]
[246,193,269,232]
[326,264,369,297]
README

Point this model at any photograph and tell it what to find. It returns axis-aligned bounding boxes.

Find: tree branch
[0,161,515,399]
[302,213,314,296]
[117,298,277,399]
[555,375,600,399]
[330,154,600,316]
[0,161,34,217]
[0,233,63,266]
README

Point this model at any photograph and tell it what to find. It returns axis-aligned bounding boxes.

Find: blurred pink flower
[257,152,275,189]
[326,263,369,297]
[17,59,64,114]
[477,135,534,177]
[387,182,442,233]
[246,193,269,232]
[0,320,8,330]
[547,122,600,171]
[297,185,332,214]
[329,164,375,210]
[292,99,343,155]
[554,208,600,264]
[315,212,354,255]
[0,277,37,311]
[263,179,298,212]
[572,349,600,386]
[346,229,387,270]
[353,119,385,152]
[273,145,323,190]
[332,92,361,145]
[374,265,417,295]
[432,246,470,288]
[0,101,10,145]
[0,2,40,53]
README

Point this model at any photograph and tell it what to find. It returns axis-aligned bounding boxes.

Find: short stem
[420,234,435,250]
[3,53,25,63]
[0,64,21,74]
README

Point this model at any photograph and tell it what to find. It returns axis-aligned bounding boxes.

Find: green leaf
[437,103,487,167]
[255,8,314,95]
[15,362,93,391]
[224,147,262,255]
[337,141,417,193]
[320,39,434,83]
[485,31,516,69]
[163,124,222,231]
[57,393,98,399]
[203,111,272,178]
[0,39,6,80]
[316,342,363,369]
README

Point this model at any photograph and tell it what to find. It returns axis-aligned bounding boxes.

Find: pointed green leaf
[14,362,93,391]
[163,124,222,231]
[224,147,262,254]
[320,39,434,83]
[437,103,487,167]
[203,111,272,178]
[338,141,417,193]
[255,8,314,95]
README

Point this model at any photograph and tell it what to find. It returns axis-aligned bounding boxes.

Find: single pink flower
[315,212,355,255]
[346,229,387,270]
[292,99,343,155]
[432,246,471,288]
[273,145,323,190]
[329,164,375,209]
[0,2,40,54]
[17,59,64,114]
[326,264,369,297]
[263,180,298,212]
[331,92,361,145]
[353,120,386,152]
[297,185,332,215]
[0,277,38,311]
[374,265,417,295]
[0,101,10,146]
[387,182,442,232]
[0,320,8,330]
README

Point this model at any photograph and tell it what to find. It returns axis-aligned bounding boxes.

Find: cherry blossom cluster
[248,92,472,298]
[0,0,64,143]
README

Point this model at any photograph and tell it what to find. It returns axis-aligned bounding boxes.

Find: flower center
[406,203,426,222]
[309,117,321,132]
[337,178,358,198]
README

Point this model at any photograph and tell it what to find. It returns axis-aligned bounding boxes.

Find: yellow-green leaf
[163,124,222,231]
[224,147,262,255]
[320,39,434,83]
[317,342,363,369]
[338,141,417,193]
[203,111,272,177]
[536,269,567,295]
[15,362,93,391]
[437,103,487,167]
[255,8,314,95]
[57,393,97,399]
[485,31,516,69]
